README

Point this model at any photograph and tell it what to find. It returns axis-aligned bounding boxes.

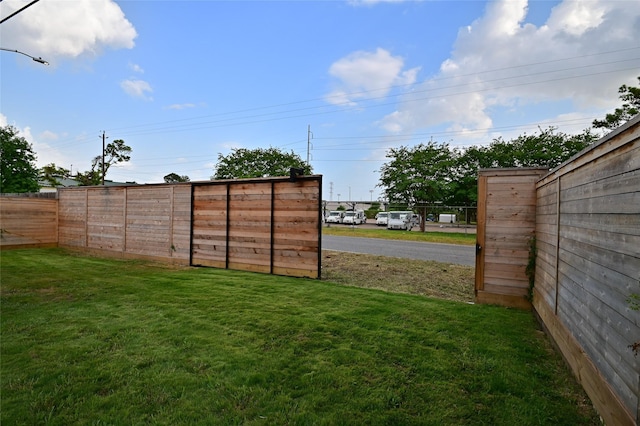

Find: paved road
[322,235,476,266]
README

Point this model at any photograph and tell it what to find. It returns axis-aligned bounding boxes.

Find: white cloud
[545,1,606,36]
[40,130,59,141]
[348,0,415,5]
[120,79,153,100]
[379,0,640,138]
[0,0,137,62]
[0,118,69,169]
[129,63,145,74]
[325,48,420,105]
[166,103,197,110]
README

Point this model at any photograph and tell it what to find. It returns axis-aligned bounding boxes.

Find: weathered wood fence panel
[533,116,640,426]
[227,181,272,273]
[191,176,322,278]
[53,176,322,278]
[0,196,58,248]
[58,185,192,262]
[88,187,125,252]
[478,116,639,425]
[272,179,321,278]
[58,188,88,247]
[191,184,228,268]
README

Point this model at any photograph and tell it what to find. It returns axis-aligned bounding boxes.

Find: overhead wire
[34,47,639,178]
[104,58,638,139]
[100,46,640,136]
[43,46,640,150]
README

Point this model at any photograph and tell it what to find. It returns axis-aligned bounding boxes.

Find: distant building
[39,176,137,192]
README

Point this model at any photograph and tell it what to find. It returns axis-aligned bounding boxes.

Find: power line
[38,50,639,156]
[0,0,41,24]
[78,48,638,138]
[83,64,633,145]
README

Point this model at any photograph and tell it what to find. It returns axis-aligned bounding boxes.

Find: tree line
[379,127,597,208]
[379,77,639,207]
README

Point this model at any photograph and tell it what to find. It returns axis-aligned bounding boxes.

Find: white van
[375,211,388,226]
[343,209,366,225]
[387,211,413,231]
[326,210,344,224]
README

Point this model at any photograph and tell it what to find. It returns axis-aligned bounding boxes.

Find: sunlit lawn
[1,249,597,425]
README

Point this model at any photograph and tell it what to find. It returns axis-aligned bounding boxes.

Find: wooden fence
[190,178,322,277]
[476,115,640,425]
[2,175,322,279]
[58,184,192,262]
[0,195,58,249]
[533,116,639,426]
[475,168,547,309]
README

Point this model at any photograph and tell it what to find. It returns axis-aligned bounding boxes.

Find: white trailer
[343,209,366,225]
[438,213,457,224]
[387,211,413,230]
[375,211,388,226]
[326,210,344,224]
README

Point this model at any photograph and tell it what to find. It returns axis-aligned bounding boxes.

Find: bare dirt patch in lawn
[322,250,475,303]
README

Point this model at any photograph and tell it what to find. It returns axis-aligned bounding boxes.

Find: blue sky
[1,0,639,202]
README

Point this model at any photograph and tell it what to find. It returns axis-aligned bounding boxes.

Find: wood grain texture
[0,197,58,247]
[532,117,639,424]
[476,168,547,309]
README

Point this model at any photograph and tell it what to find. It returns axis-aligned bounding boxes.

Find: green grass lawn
[1,249,597,425]
[323,225,477,245]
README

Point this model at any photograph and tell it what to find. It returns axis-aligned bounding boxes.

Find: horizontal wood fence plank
[560,237,638,280]
[534,297,635,426]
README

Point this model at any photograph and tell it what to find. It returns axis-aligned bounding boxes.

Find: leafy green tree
[378,141,454,206]
[40,163,71,187]
[75,168,101,186]
[164,173,190,183]
[212,147,311,180]
[593,76,640,131]
[448,145,490,206]
[379,128,595,218]
[76,139,132,186]
[0,125,40,193]
[483,127,595,169]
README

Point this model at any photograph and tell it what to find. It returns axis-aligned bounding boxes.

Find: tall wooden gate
[190,176,322,278]
[475,168,547,309]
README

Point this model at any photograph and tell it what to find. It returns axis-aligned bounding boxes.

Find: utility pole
[100,131,108,185]
[306,125,313,167]
[329,181,334,201]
